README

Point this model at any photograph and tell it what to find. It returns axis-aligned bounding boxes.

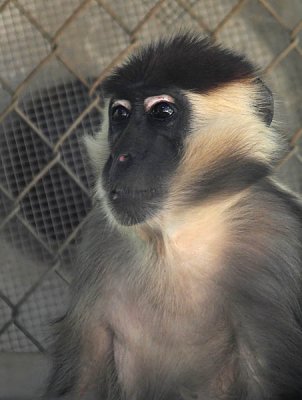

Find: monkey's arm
[222,179,302,399]
[45,209,121,399]
[45,311,113,399]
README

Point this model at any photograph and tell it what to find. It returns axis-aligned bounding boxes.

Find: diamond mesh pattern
[0,0,301,373]
[0,3,50,89]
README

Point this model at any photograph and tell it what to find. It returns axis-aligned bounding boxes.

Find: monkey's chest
[109,294,204,397]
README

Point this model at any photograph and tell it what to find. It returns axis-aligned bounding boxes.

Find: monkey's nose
[118,153,131,162]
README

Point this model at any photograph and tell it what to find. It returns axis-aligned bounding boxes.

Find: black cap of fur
[102,33,256,94]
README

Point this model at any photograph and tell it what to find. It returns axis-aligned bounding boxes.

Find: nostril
[117,153,131,163]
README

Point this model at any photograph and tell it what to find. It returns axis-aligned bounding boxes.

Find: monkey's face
[87,35,277,227]
[101,91,190,226]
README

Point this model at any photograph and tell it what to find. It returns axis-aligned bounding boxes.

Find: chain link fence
[0,0,301,393]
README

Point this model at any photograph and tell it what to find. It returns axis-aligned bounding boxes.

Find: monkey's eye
[111,105,130,122]
[149,102,175,120]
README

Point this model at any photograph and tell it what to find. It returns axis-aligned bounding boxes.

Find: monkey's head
[86,33,282,226]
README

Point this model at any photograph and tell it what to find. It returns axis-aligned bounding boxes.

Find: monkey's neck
[136,190,248,270]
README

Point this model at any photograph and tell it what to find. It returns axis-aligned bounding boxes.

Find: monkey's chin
[106,190,159,226]
[109,201,153,226]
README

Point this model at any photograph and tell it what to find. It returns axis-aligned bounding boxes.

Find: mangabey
[46,33,302,400]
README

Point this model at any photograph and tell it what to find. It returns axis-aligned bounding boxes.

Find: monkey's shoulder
[225,178,302,296]
[232,178,302,229]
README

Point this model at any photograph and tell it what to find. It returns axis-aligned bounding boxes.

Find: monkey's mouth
[106,185,162,225]
[109,186,159,201]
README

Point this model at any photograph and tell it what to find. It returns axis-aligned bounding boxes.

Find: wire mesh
[0,0,301,359]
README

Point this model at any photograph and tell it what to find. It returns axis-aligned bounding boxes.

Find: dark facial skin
[102,89,190,225]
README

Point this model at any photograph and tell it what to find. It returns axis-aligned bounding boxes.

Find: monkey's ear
[255,78,274,126]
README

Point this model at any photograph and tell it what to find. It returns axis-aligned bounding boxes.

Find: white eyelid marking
[144,95,175,112]
[112,99,131,110]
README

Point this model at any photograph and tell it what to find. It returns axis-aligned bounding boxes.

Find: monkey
[45,33,302,400]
